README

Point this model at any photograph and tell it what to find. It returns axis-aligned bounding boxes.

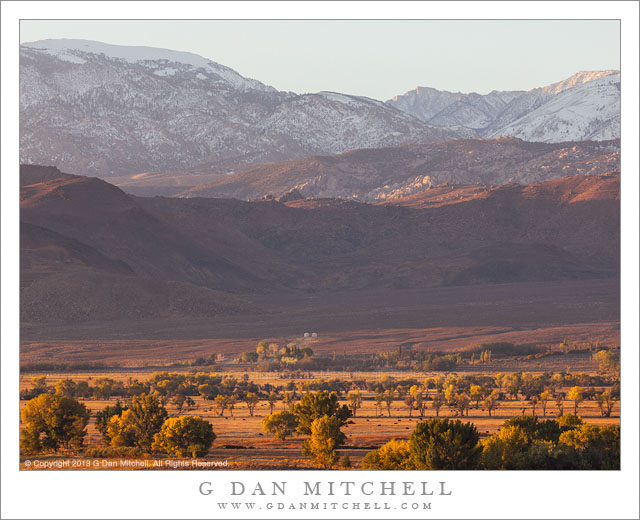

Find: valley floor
[20,279,619,363]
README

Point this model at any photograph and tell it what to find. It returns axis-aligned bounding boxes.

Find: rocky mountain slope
[388,70,620,142]
[21,164,619,325]
[20,39,468,178]
[160,137,619,201]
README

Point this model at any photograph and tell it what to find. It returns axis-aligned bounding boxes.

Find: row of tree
[360,385,617,419]
[237,339,618,374]
[21,370,620,425]
[21,372,265,402]
[22,367,619,403]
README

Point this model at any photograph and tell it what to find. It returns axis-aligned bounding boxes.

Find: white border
[2,2,638,519]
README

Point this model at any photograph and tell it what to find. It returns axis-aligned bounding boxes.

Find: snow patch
[318,91,369,107]
[55,53,86,64]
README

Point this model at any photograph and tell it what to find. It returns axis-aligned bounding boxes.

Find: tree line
[237,340,619,373]
[21,367,620,421]
[362,415,619,470]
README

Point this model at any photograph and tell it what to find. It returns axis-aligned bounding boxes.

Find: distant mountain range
[388,70,620,142]
[20,39,469,178]
[20,39,620,180]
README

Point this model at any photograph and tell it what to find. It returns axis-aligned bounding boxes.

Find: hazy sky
[20,20,620,100]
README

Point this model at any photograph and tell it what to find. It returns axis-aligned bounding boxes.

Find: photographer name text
[200,480,451,497]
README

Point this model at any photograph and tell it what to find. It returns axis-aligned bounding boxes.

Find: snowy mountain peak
[388,70,620,142]
[21,39,276,92]
[486,73,621,142]
[540,70,619,96]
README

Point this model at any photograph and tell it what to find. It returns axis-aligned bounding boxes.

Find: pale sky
[20,20,620,100]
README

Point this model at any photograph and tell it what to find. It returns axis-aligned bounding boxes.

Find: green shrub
[410,418,481,470]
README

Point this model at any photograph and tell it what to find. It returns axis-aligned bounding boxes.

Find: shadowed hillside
[20,164,619,330]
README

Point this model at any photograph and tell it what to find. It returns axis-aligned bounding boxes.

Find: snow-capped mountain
[389,87,524,129]
[483,73,620,142]
[20,39,469,177]
[388,70,620,142]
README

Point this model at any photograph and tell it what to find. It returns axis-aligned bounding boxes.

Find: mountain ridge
[20,163,619,326]
[20,39,469,178]
[20,39,619,181]
[157,137,619,202]
[388,70,620,142]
